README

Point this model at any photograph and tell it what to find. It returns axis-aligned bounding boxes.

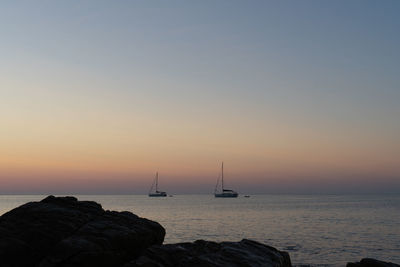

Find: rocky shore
[0,196,397,267]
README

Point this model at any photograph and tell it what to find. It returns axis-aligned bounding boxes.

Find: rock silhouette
[0,196,165,267]
[347,258,400,267]
[0,196,396,267]
[126,239,292,267]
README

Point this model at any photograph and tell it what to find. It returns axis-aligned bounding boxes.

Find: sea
[1,194,399,266]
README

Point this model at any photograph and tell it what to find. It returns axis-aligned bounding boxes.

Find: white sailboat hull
[149,192,167,197]
[214,192,238,198]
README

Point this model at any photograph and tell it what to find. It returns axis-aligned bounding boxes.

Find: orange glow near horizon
[1,134,399,194]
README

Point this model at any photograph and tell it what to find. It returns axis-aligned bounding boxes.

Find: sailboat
[148,172,167,197]
[214,162,238,198]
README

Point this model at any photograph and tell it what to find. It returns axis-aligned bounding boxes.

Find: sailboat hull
[148,193,167,197]
[215,192,238,198]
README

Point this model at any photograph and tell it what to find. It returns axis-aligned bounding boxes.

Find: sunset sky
[1,1,399,194]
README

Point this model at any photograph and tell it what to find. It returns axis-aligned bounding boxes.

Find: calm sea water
[1,194,399,266]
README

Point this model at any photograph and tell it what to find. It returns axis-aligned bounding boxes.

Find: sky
[1,1,399,194]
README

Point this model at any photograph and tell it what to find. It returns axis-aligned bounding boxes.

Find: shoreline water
[1,194,399,266]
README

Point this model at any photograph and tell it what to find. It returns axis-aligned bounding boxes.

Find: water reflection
[1,194,399,266]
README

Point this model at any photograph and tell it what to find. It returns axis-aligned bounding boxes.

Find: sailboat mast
[221,162,224,191]
[156,172,158,191]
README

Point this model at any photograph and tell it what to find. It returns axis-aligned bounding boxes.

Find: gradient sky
[1,1,399,194]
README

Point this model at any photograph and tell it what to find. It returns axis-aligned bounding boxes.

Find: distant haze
[1,1,399,194]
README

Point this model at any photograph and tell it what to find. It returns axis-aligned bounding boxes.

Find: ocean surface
[1,194,399,266]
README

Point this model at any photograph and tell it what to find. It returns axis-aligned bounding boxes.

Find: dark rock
[0,196,293,267]
[347,258,400,267]
[125,238,292,267]
[0,195,165,267]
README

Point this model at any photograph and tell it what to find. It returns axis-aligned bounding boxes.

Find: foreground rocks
[0,196,165,267]
[126,239,292,267]
[0,196,291,267]
[0,196,397,267]
[347,258,400,267]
